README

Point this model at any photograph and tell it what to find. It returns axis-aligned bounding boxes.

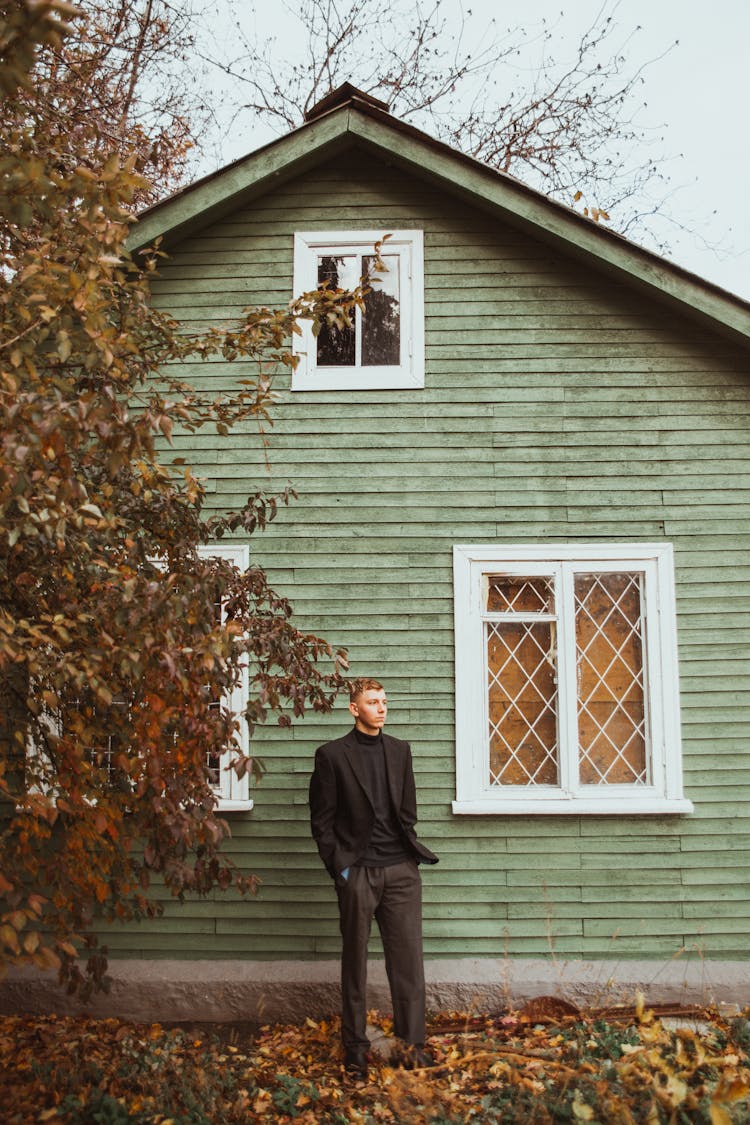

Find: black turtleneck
[353,728,410,867]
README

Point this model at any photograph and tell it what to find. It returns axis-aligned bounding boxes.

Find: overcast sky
[197,0,750,302]
[539,0,749,302]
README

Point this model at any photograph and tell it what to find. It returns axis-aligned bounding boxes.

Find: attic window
[292,230,424,391]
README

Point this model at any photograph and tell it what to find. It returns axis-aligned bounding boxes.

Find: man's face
[350,688,388,734]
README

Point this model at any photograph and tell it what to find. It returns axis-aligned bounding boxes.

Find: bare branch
[200,0,680,248]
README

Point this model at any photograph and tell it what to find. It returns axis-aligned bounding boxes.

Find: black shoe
[400,1044,435,1070]
[344,1048,369,1079]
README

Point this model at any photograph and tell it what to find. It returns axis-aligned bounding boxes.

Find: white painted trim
[24,548,254,814]
[452,798,694,815]
[453,543,692,815]
[214,798,254,812]
[455,543,677,564]
[197,544,253,812]
[292,229,424,391]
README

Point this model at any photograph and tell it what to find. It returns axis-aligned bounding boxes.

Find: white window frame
[24,546,253,813]
[453,543,693,815]
[197,543,253,812]
[291,229,425,391]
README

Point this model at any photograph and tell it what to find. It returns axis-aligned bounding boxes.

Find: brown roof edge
[133,84,389,226]
[129,86,750,340]
[304,82,390,121]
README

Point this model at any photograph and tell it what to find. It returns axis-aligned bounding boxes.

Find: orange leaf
[23,930,40,954]
[0,924,20,954]
[8,911,27,931]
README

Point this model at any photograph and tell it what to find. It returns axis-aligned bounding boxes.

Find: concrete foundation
[2,957,748,1024]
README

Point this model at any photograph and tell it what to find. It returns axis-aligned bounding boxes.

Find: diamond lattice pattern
[487,618,558,786]
[487,575,555,614]
[574,573,648,784]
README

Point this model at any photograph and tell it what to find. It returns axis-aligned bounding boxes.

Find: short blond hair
[348,677,385,702]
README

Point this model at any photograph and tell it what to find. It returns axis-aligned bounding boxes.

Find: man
[309,677,438,1078]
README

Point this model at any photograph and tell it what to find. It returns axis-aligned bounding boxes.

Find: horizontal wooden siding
[109,147,750,963]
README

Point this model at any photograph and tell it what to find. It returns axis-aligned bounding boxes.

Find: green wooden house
[9,84,750,1021]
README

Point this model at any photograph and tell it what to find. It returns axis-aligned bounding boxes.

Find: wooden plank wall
[113,147,750,964]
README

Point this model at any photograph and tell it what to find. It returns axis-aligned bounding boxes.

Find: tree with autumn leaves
[0,0,356,994]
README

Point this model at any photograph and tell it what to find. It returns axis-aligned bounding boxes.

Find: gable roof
[127,85,750,350]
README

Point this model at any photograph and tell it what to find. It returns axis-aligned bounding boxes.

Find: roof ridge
[304,82,390,122]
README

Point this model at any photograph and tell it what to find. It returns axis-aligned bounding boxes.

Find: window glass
[195,544,251,809]
[316,255,356,366]
[486,575,555,614]
[452,544,691,814]
[315,252,402,368]
[574,572,648,785]
[293,231,423,391]
[487,619,558,786]
[362,254,400,366]
[206,582,225,791]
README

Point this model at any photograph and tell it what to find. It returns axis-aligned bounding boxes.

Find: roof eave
[127,99,750,350]
[345,108,750,350]
[126,108,357,253]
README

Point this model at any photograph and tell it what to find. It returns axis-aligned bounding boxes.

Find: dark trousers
[336,859,425,1051]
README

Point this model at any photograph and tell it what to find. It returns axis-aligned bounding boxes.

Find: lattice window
[89,698,131,791]
[574,573,648,785]
[154,544,250,808]
[35,696,134,795]
[453,544,692,815]
[485,575,559,789]
[483,567,651,792]
[206,585,225,792]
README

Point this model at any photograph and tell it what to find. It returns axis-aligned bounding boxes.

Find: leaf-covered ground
[2,1000,749,1123]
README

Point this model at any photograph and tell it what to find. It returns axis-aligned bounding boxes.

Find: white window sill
[17,795,256,815]
[452,797,694,816]
[292,370,423,392]
[215,798,254,813]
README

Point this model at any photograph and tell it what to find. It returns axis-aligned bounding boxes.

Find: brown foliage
[1,1004,749,1123]
[0,0,360,993]
[5,0,211,203]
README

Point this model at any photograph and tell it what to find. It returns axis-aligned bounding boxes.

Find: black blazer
[309,729,439,879]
